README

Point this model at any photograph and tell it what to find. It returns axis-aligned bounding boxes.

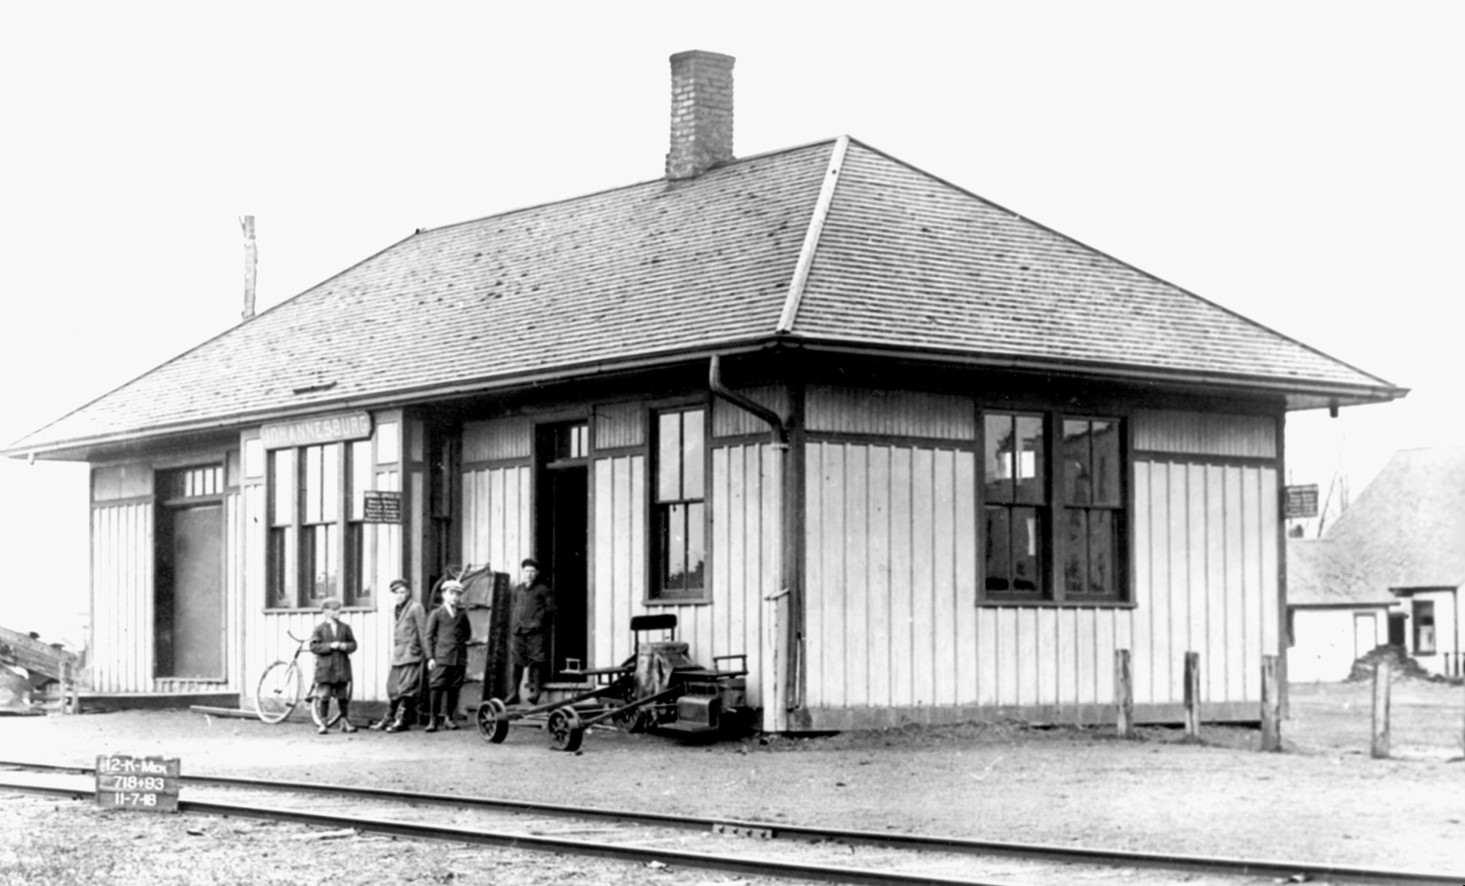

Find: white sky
[1,2,1459,643]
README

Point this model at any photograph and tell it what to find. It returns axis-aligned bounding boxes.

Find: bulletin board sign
[363,490,403,523]
[1284,484,1319,519]
[96,755,180,813]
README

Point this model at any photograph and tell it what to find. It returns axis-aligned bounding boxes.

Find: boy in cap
[308,598,358,734]
[510,557,555,705]
[378,578,428,733]
[424,578,471,732]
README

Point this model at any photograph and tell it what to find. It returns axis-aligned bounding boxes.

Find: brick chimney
[665,50,734,180]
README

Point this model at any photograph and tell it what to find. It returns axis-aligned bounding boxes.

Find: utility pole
[241,215,257,321]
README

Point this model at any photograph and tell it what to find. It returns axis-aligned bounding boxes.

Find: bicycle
[254,631,348,728]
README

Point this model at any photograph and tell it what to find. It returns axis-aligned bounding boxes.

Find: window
[1060,418,1122,599]
[652,408,706,601]
[982,410,1126,604]
[268,440,372,608]
[983,413,1046,598]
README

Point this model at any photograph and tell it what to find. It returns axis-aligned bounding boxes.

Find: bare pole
[241,215,257,321]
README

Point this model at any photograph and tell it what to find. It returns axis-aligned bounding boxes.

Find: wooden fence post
[1115,649,1134,738]
[1260,654,1281,752]
[1371,659,1391,759]
[1183,651,1201,738]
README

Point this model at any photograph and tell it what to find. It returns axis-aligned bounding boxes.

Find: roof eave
[5,337,781,463]
[790,338,1408,409]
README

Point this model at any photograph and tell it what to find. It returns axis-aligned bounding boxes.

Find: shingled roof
[8,137,1403,459]
[1321,446,1465,592]
[1286,538,1395,607]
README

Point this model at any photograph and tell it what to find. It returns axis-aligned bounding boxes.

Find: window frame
[647,403,710,604]
[266,440,373,610]
[978,406,1129,606]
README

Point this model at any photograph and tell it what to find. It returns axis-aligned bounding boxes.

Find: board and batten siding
[799,405,1280,729]
[588,445,781,719]
[241,430,404,707]
[90,471,248,695]
[460,464,532,576]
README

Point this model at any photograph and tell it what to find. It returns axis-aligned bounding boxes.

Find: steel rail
[0,777,1026,886]
[1,761,1459,886]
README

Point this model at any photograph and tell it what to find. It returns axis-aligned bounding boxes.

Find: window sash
[982,409,1125,604]
[653,407,707,601]
[267,439,371,608]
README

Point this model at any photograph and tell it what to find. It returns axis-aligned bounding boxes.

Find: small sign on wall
[363,490,403,523]
[96,755,180,813]
[1284,484,1319,519]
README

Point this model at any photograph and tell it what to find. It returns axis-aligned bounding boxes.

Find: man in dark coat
[378,578,428,733]
[309,597,358,734]
[424,579,471,732]
[510,558,556,705]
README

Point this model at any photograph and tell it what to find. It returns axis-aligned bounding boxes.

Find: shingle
[795,142,1390,388]
[8,137,1399,455]
[1323,446,1465,590]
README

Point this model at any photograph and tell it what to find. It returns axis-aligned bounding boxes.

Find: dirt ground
[2,681,1463,884]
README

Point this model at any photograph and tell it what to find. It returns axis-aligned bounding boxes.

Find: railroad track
[1,759,1457,886]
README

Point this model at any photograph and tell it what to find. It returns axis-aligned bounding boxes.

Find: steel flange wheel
[476,698,511,744]
[547,708,585,752]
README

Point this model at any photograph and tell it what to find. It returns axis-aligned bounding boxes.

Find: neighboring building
[1308,447,1465,678]
[1285,538,1394,682]
[4,52,1405,731]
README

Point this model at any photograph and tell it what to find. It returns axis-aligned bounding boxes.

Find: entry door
[156,503,225,679]
[1353,613,1377,660]
[535,422,590,677]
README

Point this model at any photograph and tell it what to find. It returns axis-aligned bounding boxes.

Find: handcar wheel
[547,708,585,752]
[476,698,511,744]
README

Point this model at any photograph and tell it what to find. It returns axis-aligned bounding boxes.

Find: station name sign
[261,411,372,450]
[96,754,180,813]
[1284,484,1319,519]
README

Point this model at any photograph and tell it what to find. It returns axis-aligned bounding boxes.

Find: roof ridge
[777,135,849,334]
[420,138,844,238]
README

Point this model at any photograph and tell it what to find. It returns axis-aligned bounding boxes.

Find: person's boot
[314,699,330,735]
[384,699,409,733]
[371,699,396,731]
[424,691,441,733]
[442,687,460,730]
[338,700,359,733]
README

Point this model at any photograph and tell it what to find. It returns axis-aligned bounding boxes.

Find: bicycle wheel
[311,681,349,729]
[256,661,301,724]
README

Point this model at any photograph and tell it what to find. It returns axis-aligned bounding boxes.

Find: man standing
[424,580,470,732]
[510,558,555,705]
[378,578,428,733]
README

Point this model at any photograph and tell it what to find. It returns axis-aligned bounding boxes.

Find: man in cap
[424,579,471,731]
[510,558,556,705]
[308,597,358,734]
[377,578,428,733]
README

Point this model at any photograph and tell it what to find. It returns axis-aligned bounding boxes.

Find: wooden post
[1115,649,1135,738]
[1260,654,1282,752]
[1183,651,1201,738]
[1371,659,1391,759]
[59,658,70,716]
[241,215,257,321]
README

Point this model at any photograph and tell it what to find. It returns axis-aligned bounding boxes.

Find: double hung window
[982,410,1126,604]
[268,440,372,608]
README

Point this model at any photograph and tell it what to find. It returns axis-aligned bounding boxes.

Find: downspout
[708,355,802,717]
